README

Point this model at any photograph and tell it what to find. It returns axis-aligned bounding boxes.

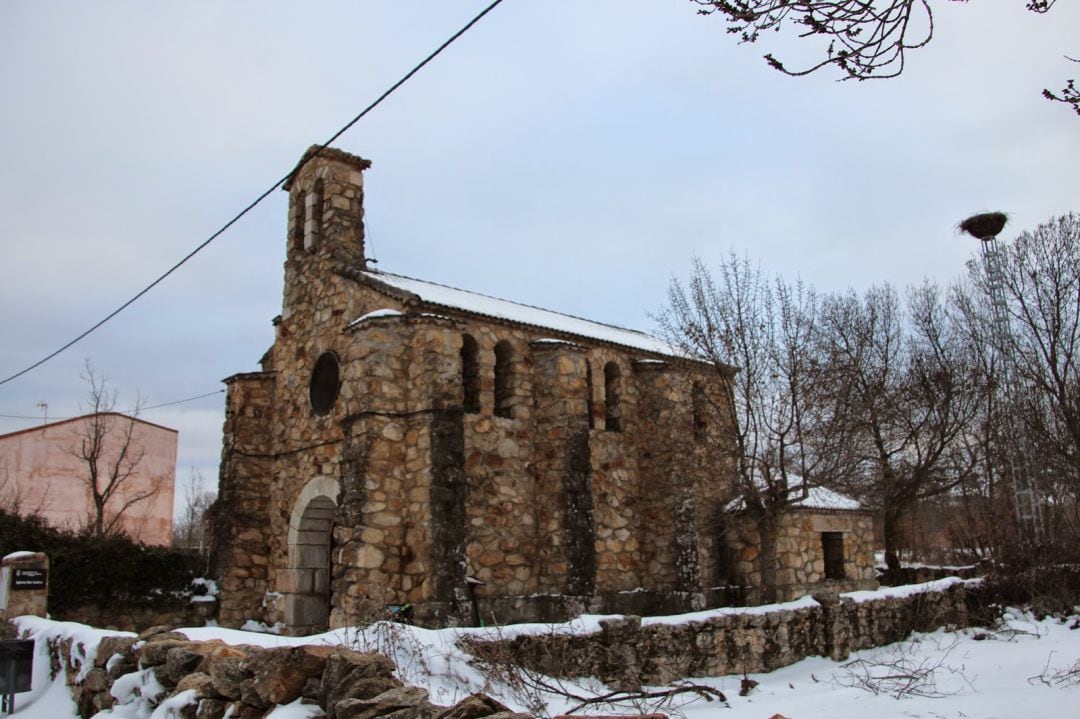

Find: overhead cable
[0,0,507,387]
[0,388,226,422]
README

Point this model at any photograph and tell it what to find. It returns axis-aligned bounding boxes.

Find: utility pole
[959,212,1045,542]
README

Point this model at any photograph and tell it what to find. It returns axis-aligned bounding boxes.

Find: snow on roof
[362,270,680,357]
[791,486,862,511]
[352,308,404,324]
[726,478,862,512]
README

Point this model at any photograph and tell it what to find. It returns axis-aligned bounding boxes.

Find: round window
[309,352,341,416]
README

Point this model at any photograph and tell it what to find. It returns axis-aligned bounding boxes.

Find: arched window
[304,178,325,251]
[310,351,341,416]
[604,361,621,432]
[692,382,707,440]
[494,340,514,419]
[290,190,307,254]
[461,334,480,414]
[585,361,595,429]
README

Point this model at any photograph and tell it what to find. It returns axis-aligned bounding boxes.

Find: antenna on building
[34,401,47,425]
[958,211,1045,543]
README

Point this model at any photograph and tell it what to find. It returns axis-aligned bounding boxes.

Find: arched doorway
[284,478,338,634]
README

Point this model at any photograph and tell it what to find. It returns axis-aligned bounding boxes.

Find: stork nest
[959,211,1008,240]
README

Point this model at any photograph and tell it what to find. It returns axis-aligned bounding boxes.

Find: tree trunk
[758,513,779,604]
[883,510,902,576]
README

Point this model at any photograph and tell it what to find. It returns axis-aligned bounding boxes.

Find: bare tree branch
[657,254,841,600]
[693,1,1075,117]
[66,359,160,539]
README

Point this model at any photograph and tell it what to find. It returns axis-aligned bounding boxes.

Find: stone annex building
[210,146,876,634]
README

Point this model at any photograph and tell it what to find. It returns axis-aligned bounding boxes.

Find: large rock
[434,693,513,719]
[138,625,187,642]
[166,646,211,684]
[176,672,217,698]
[195,698,232,719]
[138,639,194,668]
[207,646,254,700]
[95,636,137,667]
[82,667,110,693]
[245,644,336,706]
[319,649,402,719]
[98,635,139,679]
[334,686,434,719]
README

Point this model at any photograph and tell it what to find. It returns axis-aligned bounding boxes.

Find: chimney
[283,145,373,272]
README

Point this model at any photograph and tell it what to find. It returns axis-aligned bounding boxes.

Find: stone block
[319,649,401,717]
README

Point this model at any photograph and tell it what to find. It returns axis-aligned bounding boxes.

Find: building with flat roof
[0,413,177,545]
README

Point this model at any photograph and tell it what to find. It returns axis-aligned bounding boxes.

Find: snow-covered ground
[10,605,1080,718]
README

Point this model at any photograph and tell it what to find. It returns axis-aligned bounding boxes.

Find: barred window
[822,532,845,580]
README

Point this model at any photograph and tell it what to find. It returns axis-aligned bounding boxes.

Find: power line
[0,388,227,422]
[143,389,226,412]
[0,0,507,388]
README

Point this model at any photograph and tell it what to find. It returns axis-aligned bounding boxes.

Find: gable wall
[0,415,176,545]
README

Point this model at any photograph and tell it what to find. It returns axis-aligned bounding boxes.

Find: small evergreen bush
[0,508,202,614]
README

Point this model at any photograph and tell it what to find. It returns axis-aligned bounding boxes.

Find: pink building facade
[0,413,177,545]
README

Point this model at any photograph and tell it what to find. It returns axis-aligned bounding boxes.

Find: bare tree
[996,214,1080,540]
[818,282,982,573]
[690,1,1071,113]
[173,468,217,553]
[1043,58,1080,116]
[691,0,1058,79]
[946,274,1011,557]
[69,361,162,538]
[659,255,843,601]
[0,459,51,518]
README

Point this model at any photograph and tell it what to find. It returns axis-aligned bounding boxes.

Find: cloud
[2,0,1078,504]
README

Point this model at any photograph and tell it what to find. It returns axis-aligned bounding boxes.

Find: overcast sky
[2,1,1078,513]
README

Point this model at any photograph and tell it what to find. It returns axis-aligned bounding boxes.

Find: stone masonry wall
[729,509,878,604]
[42,623,525,719]
[56,599,216,634]
[529,340,590,598]
[212,147,790,633]
[588,350,642,594]
[35,581,973,719]
[210,372,275,629]
[461,329,541,602]
[467,580,973,689]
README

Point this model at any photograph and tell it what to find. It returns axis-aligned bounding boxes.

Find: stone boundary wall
[44,625,527,719]
[55,598,217,634]
[465,580,974,688]
[36,580,974,717]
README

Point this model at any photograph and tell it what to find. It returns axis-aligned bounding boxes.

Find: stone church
[210,146,875,634]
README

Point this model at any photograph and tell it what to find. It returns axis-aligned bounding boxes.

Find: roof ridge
[0,411,178,440]
[367,269,658,339]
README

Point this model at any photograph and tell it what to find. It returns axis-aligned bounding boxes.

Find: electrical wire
[0,388,226,422]
[142,389,226,412]
[0,0,507,388]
